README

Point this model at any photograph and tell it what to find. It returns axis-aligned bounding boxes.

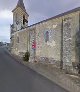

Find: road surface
[0,47,68,92]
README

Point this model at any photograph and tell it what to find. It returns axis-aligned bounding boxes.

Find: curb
[25,63,80,92]
[6,49,80,92]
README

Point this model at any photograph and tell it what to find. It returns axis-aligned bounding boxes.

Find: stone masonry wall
[34,17,62,66]
[29,26,36,62]
[29,11,79,68]
[13,7,28,31]
[11,28,29,57]
[62,11,79,69]
[11,9,80,69]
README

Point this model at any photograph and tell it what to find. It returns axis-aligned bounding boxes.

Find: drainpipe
[79,13,80,62]
[60,18,63,69]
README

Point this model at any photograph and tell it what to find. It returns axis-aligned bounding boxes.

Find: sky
[0,0,80,42]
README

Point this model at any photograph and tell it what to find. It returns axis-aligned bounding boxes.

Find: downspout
[60,18,63,69]
[79,12,80,62]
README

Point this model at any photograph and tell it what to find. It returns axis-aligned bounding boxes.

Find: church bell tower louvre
[11,0,29,32]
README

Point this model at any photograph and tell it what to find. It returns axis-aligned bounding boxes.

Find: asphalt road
[0,47,69,92]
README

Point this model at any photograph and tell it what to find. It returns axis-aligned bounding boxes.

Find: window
[45,31,49,42]
[23,15,25,25]
[23,15,28,25]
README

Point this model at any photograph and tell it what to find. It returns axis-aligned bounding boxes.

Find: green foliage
[23,52,30,62]
[77,63,80,74]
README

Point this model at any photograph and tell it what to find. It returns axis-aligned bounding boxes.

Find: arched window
[23,15,25,25]
[45,31,49,42]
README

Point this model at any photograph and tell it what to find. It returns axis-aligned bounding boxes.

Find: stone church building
[10,0,80,69]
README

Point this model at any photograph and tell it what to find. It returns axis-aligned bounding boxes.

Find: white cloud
[0,26,10,42]
[0,10,13,19]
[0,0,80,42]
[0,26,10,36]
[0,10,12,42]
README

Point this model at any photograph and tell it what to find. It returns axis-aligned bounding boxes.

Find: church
[10,0,80,70]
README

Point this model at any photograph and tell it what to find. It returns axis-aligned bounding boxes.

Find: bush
[77,62,80,74]
[23,52,30,62]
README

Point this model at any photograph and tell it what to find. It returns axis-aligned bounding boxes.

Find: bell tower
[12,0,29,31]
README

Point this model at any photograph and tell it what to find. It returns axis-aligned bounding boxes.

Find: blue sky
[0,0,80,42]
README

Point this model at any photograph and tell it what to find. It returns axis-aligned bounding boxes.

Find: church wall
[11,33,19,55]
[11,28,29,57]
[10,0,80,69]
[29,26,36,62]
[13,7,28,31]
[17,29,28,53]
[28,11,80,68]
[34,17,62,65]
[62,11,79,69]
